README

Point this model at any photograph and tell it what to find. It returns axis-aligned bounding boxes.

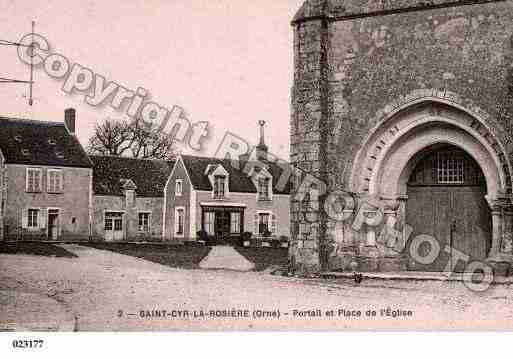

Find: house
[291,0,513,273]
[90,156,174,241]
[163,122,291,243]
[0,111,291,244]
[0,109,93,241]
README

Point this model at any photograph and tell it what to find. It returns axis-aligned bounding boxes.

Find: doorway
[215,211,230,244]
[405,145,492,272]
[47,209,60,240]
[104,211,124,241]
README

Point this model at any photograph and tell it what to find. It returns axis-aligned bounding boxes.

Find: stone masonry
[290,0,513,273]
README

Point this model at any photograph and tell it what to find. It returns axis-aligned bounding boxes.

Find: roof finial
[258,120,266,147]
[256,120,268,161]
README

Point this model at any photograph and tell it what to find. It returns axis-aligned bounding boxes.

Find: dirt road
[2,244,513,331]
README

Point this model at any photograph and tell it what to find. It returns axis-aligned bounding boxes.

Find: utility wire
[0,39,31,47]
[0,77,33,83]
[0,21,36,106]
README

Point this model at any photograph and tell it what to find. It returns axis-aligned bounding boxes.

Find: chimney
[256,120,268,161]
[64,108,76,134]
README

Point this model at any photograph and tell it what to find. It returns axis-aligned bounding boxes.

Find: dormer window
[253,167,273,201]
[21,149,30,156]
[14,135,22,143]
[258,177,271,201]
[214,175,226,199]
[48,139,57,145]
[208,164,229,199]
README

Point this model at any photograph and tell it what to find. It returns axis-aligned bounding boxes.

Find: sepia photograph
[1,0,513,356]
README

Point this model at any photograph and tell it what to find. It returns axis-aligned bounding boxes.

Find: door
[105,212,124,241]
[215,211,230,244]
[47,209,59,240]
[405,146,492,272]
[450,186,492,272]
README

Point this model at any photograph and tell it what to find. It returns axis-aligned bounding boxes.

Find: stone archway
[349,100,513,270]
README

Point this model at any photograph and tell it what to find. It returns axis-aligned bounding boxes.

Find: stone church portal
[290,0,513,274]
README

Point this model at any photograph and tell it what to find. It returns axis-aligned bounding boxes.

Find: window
[138,213,150,232]
[175,207,185,236]
[26,168,42,192]
[214,175,226,198]
[47,169,63,193]
[258,178,271,200]
[104,217,113,231]
[204,212,215,235]
[175,179,183,196]
[230,212,241,233]
[105,212,123,231]
[437,152,464,184]
[255,212,276,235]
[114,217,123,231]
[27,209,39,228]
[258,213,270,235]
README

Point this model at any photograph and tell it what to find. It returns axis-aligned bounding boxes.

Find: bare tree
[87,117,177,160]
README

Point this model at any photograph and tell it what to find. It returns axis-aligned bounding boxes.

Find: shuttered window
[255,212,277,235]
[26,168,42,192]
[271,214,277,234]
[47,169,63,193]
[28,209,39,228]
[138,213,150,232]
[230,212,241,233]
[204,212,215,235]
[259,213,270,234]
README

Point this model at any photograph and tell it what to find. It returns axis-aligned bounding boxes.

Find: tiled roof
[90,156,174,197]
[0,117,92,168]
[181,155,291,195]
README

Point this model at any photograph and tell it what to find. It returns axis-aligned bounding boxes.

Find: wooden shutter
[174,209,179,235]
[39,209,46,229]
[36,170,42,192]
[21,209,28,228]
[253,213,259,233]
[58,171,64,192]
[271,214,277,234]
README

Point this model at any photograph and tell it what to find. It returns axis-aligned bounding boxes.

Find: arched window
[409,146,485,186]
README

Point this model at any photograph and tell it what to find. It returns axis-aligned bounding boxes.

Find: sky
[0,0,304,159]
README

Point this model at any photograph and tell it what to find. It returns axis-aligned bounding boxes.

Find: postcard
[2,0,513,340]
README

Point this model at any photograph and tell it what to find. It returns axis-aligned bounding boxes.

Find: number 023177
[12,339,44,349]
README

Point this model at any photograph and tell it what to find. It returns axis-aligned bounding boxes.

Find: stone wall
[290,0,513,272]
[0,152,5,240]
[92,195,164,241]
[3,164,92,241]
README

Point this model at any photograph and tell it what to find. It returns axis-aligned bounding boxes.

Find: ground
[83,242,211,270]
[2,244,513,331]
